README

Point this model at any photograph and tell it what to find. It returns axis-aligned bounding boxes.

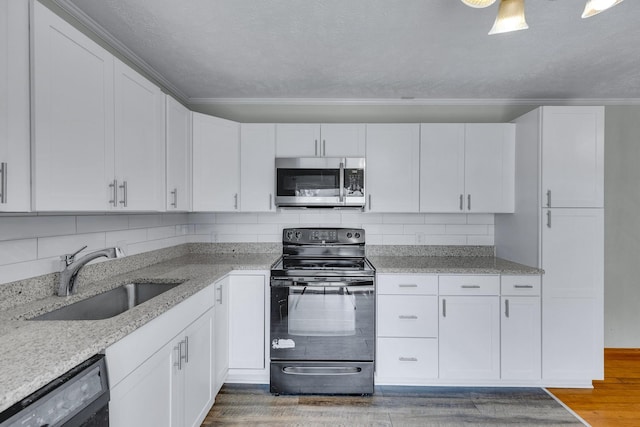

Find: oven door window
[276,168,340,197]
[271,284,375,361]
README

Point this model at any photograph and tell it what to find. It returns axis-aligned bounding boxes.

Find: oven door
[270,278,375,361]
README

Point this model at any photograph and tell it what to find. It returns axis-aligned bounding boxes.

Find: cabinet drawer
[378,295,438,337]
[377,274,438,295]
[501,275,541,296]
[376,337,438,380]
[439,275,499,295]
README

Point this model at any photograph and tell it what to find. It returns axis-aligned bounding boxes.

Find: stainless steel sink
[31,282,182,321]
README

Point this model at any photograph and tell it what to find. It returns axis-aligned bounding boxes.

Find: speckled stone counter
[369,255,542,275]
[0,251,278,413]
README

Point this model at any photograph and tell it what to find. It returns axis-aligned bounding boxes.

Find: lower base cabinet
[229,274,266,370]
[214,277,229,393]
[107,286,215,427]
[376,338,438,382]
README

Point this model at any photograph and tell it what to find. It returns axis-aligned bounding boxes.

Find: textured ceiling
[64,0,640,101]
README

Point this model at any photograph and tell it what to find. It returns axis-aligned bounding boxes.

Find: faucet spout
[57,247,124,296]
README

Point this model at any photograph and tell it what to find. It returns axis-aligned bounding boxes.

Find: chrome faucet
[57,246,125,296]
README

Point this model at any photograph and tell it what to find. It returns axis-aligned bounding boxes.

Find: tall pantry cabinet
[495,106,604,386]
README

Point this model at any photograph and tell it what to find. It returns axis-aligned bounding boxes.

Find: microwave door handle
[339,160,345,203]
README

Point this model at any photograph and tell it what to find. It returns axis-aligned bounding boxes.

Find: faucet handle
[61,245,88,266]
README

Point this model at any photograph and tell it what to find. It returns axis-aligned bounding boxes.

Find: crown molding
[188,97,640,106]
[51,0,189,103]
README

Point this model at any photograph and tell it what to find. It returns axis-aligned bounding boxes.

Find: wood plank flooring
[548,348,640,427]
[202,385,582,426]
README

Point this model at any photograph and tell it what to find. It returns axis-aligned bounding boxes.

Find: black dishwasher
[0,354,109,427]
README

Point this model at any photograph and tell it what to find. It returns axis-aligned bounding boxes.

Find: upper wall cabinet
[420,123,515,213]
[32,2,165,211]
[113,59,165,211]
[0,0,30,212]
[192,112,240,212]
[240,124,276,212]
[166,95,192,211]
[366,124,420,213]
[275,124,365,157]
[541,106,604,208]
[32,1,115,211]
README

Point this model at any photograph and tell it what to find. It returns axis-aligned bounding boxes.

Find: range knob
[354,232,361,239]
[346,232,353,238]
[285,231,293,241]
[294,231,302,240]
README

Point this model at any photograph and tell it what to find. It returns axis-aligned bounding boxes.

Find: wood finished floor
[548,348,640,427]
[202,385,581,426]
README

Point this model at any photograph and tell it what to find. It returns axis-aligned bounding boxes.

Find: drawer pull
[505,299,510,318]
[461,285,481,289]
[398,315,418,320]
[399,357,418,362]
[398,284,418,288]
[514,285,534,289]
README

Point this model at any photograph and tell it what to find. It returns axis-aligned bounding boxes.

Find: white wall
[189,211,494,246]
[0,213,192,284]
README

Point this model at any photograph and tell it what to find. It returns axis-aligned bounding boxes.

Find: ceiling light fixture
[582,0,624,18]
[461,0,497,8]
[461,0,625,35]
[488,0,528,35]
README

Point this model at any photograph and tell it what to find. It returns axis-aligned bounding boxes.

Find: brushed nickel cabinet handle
[216,285,223,304]
[398,315,418,320]
[234,193,238,210]
[547,210,551,228]
[269,193,273,210]
[461,285,480,289]
[442,299,446,317]
[170,188,178,208]
[174,345,182,370]
[184,336,189,364]
[546,190,551,207]
[505,299,510,318]
[368,194,372,210]
[119,181,128,207]
[398,284,418,288]
[109,179,118,207]
[0,162,7,203]
[514,285,534,289]
[323,139,326,156]
[459,194,463,211]
[315,139,318,156]
[399,357,418,362]
[467,194,471,211]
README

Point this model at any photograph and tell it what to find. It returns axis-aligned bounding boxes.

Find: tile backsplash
[0,211,493,285]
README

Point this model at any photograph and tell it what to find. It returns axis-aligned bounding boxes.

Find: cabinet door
[275,124,319,156]
[321,124,366,157]
[166,95,191,211]
[184,309,215,427]
[214,278,230,392]
[439,296,500,380]
[0,0,30,212]
[113,59,165,211]
[193,113,240,211]
[229,275,265,369]
[464,124,515,213]
[32,1,115,211]
[420,124,465,212]
[240,124,276,212]
[109,340,173,427]
[366,124,420,212]
[541,106,604,208]
[501,296,541,380]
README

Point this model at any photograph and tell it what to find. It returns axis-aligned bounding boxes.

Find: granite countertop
[369,255,542,275]
[0,247,540,413]
[0,252,278,413]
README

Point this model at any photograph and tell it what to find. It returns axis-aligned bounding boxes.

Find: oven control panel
[283,228,365,244]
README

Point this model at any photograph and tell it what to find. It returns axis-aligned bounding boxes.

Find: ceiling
[57,0,640,104]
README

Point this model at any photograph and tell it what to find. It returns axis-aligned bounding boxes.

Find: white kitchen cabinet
[174,309,215,427]
[439,275,500,380]
[166,95,192,211]
[541,106,604,208]
[214,277,229,393]
[229,275,266,370]
[366,124,420,212]
[0,0,30,212]
[113,59,165,211]
[500,275,541,381]
[376,274,439,384]
[420,123,515,213]
[240,124,276,212]
[108,285,215,427]
[275,123,365,157]
[32,1,115,211]
[192,113,240,211]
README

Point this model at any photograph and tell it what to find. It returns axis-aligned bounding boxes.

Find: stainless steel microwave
[275,157,366,208]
